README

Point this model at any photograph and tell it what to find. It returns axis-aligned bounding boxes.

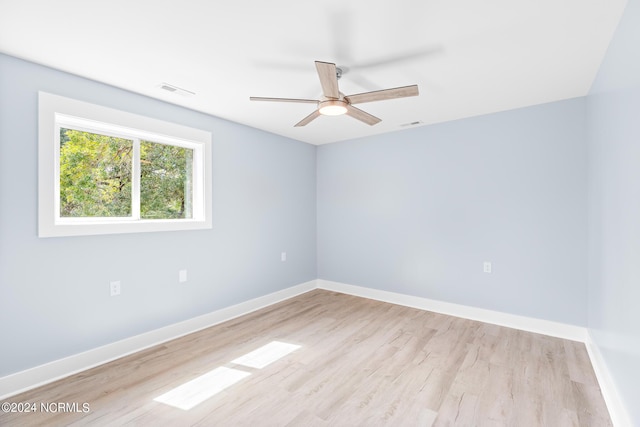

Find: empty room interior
[0,0,639,425]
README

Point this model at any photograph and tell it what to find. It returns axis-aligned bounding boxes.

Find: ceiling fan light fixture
[318,100,348,116]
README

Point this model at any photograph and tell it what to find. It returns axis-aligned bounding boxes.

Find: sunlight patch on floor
[154,367,250,410]
[231,341,301,369]
[154,341,301,410]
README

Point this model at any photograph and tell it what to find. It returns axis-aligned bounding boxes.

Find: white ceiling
[0,0,627,145]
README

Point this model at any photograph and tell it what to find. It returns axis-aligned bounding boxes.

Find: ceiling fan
[250,61,419,127]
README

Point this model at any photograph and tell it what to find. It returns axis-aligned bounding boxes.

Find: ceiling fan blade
[345,85,419,105]
[353,47,443,70]
[294,110,321,127]
[345,105,381,126]
[315,61,340,99]
[250,96,318,104]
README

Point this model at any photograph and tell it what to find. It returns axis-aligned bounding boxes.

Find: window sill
[40,218,212,238]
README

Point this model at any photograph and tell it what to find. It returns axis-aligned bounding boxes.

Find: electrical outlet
[179,269,187,283]
[110,280,121,296]
[483,262,492,273]
[281,252,287,262]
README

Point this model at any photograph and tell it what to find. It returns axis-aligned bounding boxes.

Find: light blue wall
[587,0,640,424]
[318,99,588,326]
[0,54,317,377]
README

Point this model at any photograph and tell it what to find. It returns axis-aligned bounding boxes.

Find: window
[39,92,212,237]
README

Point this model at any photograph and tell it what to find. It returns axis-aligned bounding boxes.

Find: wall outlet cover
[110,280,121,296]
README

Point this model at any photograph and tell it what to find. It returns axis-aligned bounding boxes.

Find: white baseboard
[0,280,316,400]
[585,332,632,427]
[317,279,587,342]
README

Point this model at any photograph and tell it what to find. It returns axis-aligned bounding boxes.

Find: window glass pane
[140,141,193,219]
[59,128,133,217]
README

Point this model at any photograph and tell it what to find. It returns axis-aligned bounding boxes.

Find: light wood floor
[1,290,611,426]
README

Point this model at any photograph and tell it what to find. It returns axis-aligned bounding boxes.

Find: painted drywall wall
[317,98,588,326]
[587,0,640,424]
[0,54,317,377]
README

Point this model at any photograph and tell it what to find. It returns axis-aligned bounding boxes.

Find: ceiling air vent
[400,120,423,127]
[159,82,196,96]
[160,84,177,92]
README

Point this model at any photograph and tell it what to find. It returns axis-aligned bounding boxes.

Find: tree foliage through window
[140,140,192,219]
[59,128,193,219]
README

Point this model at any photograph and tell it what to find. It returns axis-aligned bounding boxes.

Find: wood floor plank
[0,290,612,426]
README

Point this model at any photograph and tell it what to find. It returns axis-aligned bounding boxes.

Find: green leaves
[140,141,193,219]
[59,128,132,217]
[59,129,193,219]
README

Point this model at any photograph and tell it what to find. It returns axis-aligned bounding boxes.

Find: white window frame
[38,92,212,237]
